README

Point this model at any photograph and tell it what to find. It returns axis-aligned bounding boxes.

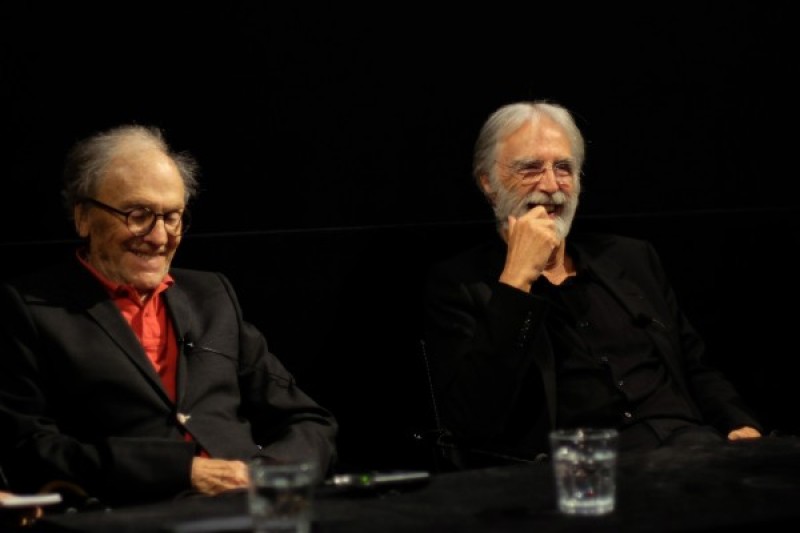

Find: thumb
[502,215,516,242]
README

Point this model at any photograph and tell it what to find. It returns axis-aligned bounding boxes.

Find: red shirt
[77,252,179,401]
[77,251,209,456]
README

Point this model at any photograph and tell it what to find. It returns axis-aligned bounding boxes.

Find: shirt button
[618,380,624,387]
[623,411,633,419]
[599,355,609,364]
[576,320,590,328]
[177,413,192,425]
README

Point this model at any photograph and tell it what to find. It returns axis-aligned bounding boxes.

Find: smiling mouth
[132,251,162,259]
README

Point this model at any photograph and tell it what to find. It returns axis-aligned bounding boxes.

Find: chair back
[410,339,458,471]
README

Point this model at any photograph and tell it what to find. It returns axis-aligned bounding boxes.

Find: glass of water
[548,428,619,515]
[247,459,318,533]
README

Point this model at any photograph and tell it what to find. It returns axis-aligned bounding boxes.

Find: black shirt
[534,256,711,450]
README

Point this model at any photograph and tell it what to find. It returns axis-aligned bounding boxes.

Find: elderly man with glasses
[423,101,763,468]
[0,125,338,507]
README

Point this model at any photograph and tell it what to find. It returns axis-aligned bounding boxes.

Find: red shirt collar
[76,248,174,300]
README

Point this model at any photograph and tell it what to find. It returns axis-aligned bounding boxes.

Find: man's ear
[74,204,90,238]
[479,174,496,205]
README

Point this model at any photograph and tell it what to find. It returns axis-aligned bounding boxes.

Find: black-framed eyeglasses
[82,198,191,237]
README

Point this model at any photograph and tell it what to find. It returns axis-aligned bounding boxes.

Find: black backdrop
[1,4,798,470]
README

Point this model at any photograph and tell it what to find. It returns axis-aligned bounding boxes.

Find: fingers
[502,215,515,242]
[507,206,560,257]
[507,215,516,233]
[499,208,561,291]
[521,205,551,220]
[191,457,250,496]
[727,426,762,440]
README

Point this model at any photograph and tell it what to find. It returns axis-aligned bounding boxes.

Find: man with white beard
[422,101,762,468]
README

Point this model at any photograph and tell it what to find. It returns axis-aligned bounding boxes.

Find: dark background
[1,4,798,470]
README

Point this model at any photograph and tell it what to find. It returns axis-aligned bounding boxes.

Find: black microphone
[179,334,194,350]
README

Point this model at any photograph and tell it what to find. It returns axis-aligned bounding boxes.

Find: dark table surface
[27,435,800,533]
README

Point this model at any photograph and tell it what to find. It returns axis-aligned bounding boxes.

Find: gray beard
[492,186,579,241]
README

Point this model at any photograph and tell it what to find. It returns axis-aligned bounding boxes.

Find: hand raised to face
[499,206,562,292]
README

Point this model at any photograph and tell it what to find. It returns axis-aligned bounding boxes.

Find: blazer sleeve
[215,273,338,478]
[639,242,763,433]
[162,269,338,476]
[423,258,551,449]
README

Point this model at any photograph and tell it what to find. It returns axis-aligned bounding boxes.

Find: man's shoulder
[3,257,83,293]
[169,267,220,281]
[571,232,665,281]
[571,232,654,257]
[433,231,650,260]
[168,267,233,292]
[428,233,654,281]
[427,239,506,284]
[1,257,101,310]
[572,231,649,246]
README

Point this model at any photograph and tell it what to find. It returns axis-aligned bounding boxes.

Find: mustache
[492,186,578,241]
[520,190,569,207]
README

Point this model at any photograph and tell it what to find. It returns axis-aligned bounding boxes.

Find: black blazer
[423,233,761,464]
[0,256,337,505]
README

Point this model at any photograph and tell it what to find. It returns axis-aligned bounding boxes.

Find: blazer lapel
[584,252,686,386]
[163,280,199,405]
[87,299,171,391]
[587,252,660,320]
[68,262,173,406]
